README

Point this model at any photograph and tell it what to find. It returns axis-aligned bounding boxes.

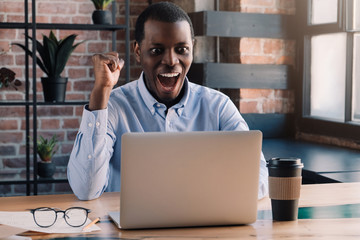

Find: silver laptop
[108,130,262,229]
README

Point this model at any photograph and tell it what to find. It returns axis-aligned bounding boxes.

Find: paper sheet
[2,235,31,240]
[0,211,101,234]
[0,225,28,238]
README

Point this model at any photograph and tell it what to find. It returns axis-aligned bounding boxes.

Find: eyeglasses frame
[29,206,91,228]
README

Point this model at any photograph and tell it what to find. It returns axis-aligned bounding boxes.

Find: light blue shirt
[67,73,268,200]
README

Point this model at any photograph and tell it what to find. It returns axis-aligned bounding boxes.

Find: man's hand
[92,52,124,89]
[89,52,125,110]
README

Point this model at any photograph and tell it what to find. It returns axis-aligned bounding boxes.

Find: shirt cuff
[79,105,108,136]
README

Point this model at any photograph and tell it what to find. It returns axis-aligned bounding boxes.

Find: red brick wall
[219,0,295,114]
[0,0,295,196]
[0,0,149,196]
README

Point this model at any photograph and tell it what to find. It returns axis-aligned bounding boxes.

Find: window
[353,33,360,121]
[311,0,338,24]
[298,0,360,139]
[310,33,347,121]
[347,0,360,30]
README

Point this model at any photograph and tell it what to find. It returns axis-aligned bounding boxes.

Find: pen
[82,217,100,232]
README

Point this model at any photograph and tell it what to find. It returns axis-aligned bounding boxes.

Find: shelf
[0,101,88,106]
[189,11,295,39]
[0,179,68,185]
[0,0,130,196]
[0,22,127,31]
[36,23,127,31]
[36,178,68,184]
[36,101,88,106]
[0,101,30,106]
[188,63,294,89]
[0,23,28,29]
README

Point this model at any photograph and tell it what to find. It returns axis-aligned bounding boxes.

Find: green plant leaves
[12,30,84,79]
[43,34,58,77]
[55,34,77,77]
[37,135,59,162]
[11,42,49,75]
[91,0,113,10]
[49,30,58,44]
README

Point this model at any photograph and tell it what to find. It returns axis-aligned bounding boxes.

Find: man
[67,2,268,200]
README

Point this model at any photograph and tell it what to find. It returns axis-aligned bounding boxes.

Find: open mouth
[157,72,180,92]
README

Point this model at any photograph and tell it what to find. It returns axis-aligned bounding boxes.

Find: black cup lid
[267,157,304,168]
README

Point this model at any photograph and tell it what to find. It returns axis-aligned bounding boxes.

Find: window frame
[296,0,360,141]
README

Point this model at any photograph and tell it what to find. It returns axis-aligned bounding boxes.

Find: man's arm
[258,152,269,199]
[67,107,114,200]
[67,52,124,200]
[89,52,124,110]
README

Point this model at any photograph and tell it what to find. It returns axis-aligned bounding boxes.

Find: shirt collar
[137,72,189,116]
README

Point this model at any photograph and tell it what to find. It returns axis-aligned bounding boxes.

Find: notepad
[0,211,100,233]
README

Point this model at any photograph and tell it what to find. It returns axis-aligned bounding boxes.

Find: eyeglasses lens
[34,208,56,227]
[65,208,88,227]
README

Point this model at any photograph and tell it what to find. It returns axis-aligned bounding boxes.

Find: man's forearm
[89,86,113,111]
[67,108,113,200]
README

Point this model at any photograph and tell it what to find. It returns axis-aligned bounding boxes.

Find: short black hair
[134,2,194,44]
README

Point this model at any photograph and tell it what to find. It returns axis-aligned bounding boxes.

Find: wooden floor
[262,138,360,184]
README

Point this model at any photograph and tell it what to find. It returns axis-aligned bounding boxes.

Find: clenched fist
[92,52,124,89]
[89,52,125,110]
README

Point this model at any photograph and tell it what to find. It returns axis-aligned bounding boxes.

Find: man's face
[134,19,193,107]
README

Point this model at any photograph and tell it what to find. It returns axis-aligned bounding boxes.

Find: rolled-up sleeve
[67,106,114,200]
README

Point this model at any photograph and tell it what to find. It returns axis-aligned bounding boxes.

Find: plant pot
[41,77,68,102]
[37,162,56,178]
[92,10,112,24]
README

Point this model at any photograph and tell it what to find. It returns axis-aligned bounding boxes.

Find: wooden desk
[1,182,360,239]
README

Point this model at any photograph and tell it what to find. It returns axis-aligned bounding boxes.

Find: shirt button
[156,103,161,108]
[88,154,92,159]
[88,123,93,127]
[96,122,100,127]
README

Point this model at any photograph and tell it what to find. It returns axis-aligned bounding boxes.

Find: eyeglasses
[30,207,91,228]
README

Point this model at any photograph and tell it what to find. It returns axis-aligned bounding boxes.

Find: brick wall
[0,0,149,196]
[0,0,295,196]
[219,0,296,114]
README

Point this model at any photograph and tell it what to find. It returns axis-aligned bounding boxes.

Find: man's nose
[161,49,179,66]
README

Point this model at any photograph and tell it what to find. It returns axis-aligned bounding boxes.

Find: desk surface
[1,182,360,239]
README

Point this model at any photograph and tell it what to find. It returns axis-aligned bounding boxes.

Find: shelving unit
[188,10,295,89]
[0,0,130,195]
[186,10,296,139]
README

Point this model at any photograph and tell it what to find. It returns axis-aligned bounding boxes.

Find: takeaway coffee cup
[267,157,304,221]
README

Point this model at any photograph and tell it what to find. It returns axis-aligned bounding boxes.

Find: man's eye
[150,48,163,55]
[176,47,189,54]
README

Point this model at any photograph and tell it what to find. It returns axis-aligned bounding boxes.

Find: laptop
[108,130,262,229]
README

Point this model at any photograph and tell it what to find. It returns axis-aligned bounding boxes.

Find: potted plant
[91,0,113,24]
[0,67,22,90]
[36,135,58,178]
[12,31,83,102]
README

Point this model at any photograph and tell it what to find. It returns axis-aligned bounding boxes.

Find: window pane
[347,0,360,31]
[353,34,360,121]
[311,0,338,25]
[355,0,360,30]
[310,33,347,121]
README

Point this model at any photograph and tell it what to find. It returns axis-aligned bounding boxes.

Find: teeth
[159,73,179,78]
